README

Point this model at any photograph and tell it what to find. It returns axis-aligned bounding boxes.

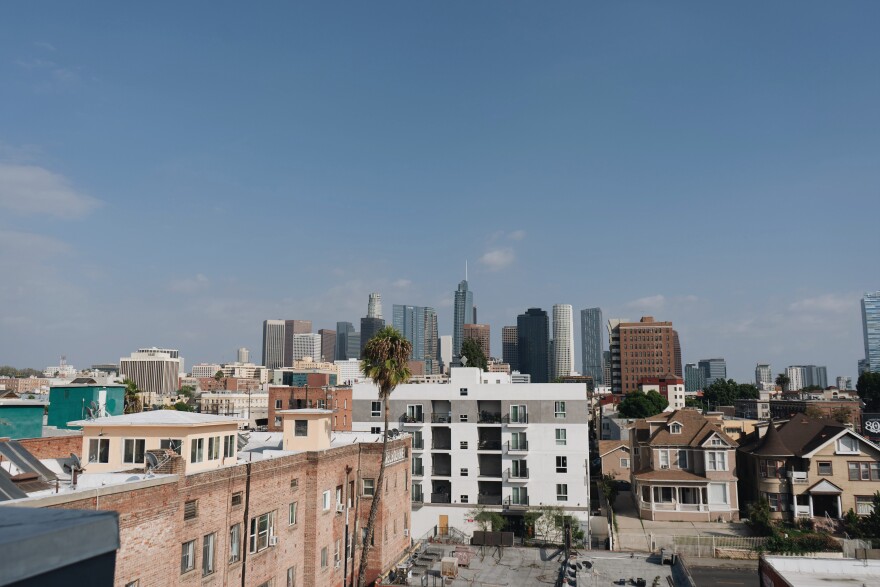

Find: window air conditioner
[335,560,341,569]
[661,465,669,469]
[269,536,278,546]
[404,529,409,537]
[336,503,344,513]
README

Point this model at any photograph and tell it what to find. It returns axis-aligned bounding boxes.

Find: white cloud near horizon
[0,163,99,218]
[788,293,858,315]
[168,274,210,294]
[479,247,515,270]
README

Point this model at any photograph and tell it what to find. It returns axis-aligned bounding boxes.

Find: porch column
[808,494,814,518]
[676,487,681,511]
[837,494,842,519]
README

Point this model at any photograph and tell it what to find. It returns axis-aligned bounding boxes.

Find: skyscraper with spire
[361,292,385,357]
[453,267,474,358]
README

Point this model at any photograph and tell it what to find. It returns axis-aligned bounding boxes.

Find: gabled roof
[634,409,738,448]
[751,420,794,457]
[739,413,859,458]
[69,410,243,428]
[599,440,629,457]
[806,479,843,494]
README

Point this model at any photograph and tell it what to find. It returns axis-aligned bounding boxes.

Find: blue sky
[1,2,878,382]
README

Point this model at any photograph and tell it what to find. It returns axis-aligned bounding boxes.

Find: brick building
[0,411,411,587]
[268,385,353,432]
[0,377,49,394]
[608,317,680,395]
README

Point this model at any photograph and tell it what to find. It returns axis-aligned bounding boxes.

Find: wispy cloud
[168,274,210,294]
[392,279,412,288]
[33,41,56,52]
[479,247,515,271]
[507,230,526,241]
[789,293,856,315]
[626,294,667,310]
[14,57,80,82]
[0,163,99,219]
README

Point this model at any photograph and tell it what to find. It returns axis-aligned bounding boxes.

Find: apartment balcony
[401,414,424,425]
[504,468,529,481]
[477,440,502,451]
[506,441,529,453]
[478,494,503,505]
[431,412,452,424]
[412,465,424,476]
[431,440,452,450]
[431,468,452,478]
[638,500,730,513]
[790,471,809,484]
[478,412,502,424]
[503,413,529,426]
[478,469,503,479]
[431,493,452,504]
[504,495,529,507]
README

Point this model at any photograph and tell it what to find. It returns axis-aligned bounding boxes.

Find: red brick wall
[18,434,83,459]
[268,387,353,432]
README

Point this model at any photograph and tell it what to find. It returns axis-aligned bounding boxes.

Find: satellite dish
[145,452,160,469]
[391,428,399,437]
[460,355,468,366]
[583,562,591,570]
[70,453,84,471]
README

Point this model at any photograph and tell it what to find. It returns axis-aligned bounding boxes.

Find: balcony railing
[431,413,452,424]
[504,496,529,507]
[790,471,809,484]
[479,470,503,479]
[506,440,529,452]
[505,467,529,480]
[412,439,425,450]
[431,493,452,504]
[401,413,424,424]
[478,412,502,424]
[478,494,503,505]
[431,440,452,450]
[503,413,529,425]
[477,440,502,451]
[431,468,451,477]
[412,465,424,476]
[638,500,730,513]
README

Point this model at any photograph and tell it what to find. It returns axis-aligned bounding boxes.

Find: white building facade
[351,368,590,538]
[292,333,322,363]
[191,363,222,378]
[552,304,575,380]
[120,349,183,400]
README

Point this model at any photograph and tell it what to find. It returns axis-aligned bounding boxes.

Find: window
[760,459,786,479]
[290,478,299,490]
[287,566,297,587]
[274,416,282,427]
[123,439,146,464]
[764,492,787,512]
[556,456,567,473]
[838,435,859,454]
[556,484,568,501]
[659,450,670,468]
[125,581,139,587]
[706,451,727,471]
[229,524,241,563]
[554,401,566,418]
[275,399,282,409]
[857,495,875,515]
[460,441,468,450]
[460,468,468,476]
[321,546,328,568]
[817,462,833,476]
[202,533,216,576]
[295,420,308,437]
[670,423,682,434]
[249,511,275,553]
[232,492,243,507]
[371,401,381,417]
[460,388,468,396]
[555,429,567,446]
[620,458,629,468]
[184,499,198,520]
[161,439,182,454]
[289,502,298,525]
[370,426,381,434]
[88,438,109,463]
[334,539,341,565]
[224,435,235,458]
[208,436,220,460]
[336,485,343,507]
[848,462,880,481]
[190,438,204,463]
[677,450,688,469]
[708,483,729,505]
[460,495,469,503]
[363,479,375,496]
[459,414,468,422]
[654,487,674,503]
[322,490,331,510]
[181,540,195,574]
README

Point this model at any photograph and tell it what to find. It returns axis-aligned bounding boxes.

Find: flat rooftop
[763,555,880,586]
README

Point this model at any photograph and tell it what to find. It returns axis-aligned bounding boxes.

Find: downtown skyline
[0,2,877,382]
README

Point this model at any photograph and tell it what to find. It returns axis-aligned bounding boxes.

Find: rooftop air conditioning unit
[336,503,344,513]
[269,536,278,546]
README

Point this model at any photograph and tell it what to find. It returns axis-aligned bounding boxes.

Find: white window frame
[362,478,375,497]
[554,401,566,418]
[706,451,727,471]
[294,420,308,437]
[322,490,331,511]
[837,435,859,454]
[202,532,215,577]
[556,456,567,473]
[249,511,275,554]
[289,501,298,525]
[229,523,241,563]
[371,401,381,417]
[620,458,629,468]
[555,429,567,446]
[677,449,689,469]
[181,540,195,574]
[89,438,110,463]
[208,436,220,460]
[658,449,670,468]
[556,483,568,501]
[123,438,146,464]
[190,438,204,463]
[321,546,328,568]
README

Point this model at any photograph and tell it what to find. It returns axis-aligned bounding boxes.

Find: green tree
[357,327,412,587]
[702,378,759,408]
[860,492,880,538]
[746,497,774,537]
[775,373,790,392]
[857,372,880,411]
[172,401,194,412]
[617,390,668,418]
[122,378,142,414]
[598,474,619,508]
[467,505,507,532]
[177,385,195,398]
[460,337,488,371]
[214,370,224,381]
[532,505,566,543]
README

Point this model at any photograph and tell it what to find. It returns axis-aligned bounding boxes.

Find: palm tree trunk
[357,395,390,586]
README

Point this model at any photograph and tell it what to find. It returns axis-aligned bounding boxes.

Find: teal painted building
[0,400,45,439]
[48,383,126,429]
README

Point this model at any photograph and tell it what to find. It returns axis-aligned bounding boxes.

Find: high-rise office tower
[862,291,880,373]
[237,347,250,364]
[672,331,683,378]
[335,322,356,361]
[552,304,575,380]
[360,317,385,357]
[283,320,312,367]
[473,307,477,323]
[755,363,772,387]
[685,363,703,393]
[319,329,336,362]
[453,279,474,357]
[262,320,285,370]
[502,326,518,372]
[517,308,550,383]
[698,358,727,388]
[291,333,322,362]
[580,308,603,384]
[603,351,612,389]
[608,317,676,394]
[439,335,452,374]
[837,376,853,390]
[785,365,828,390]
[462,324,491,359]
[393,304,439,374]
[120,348,183,399]
[367,292,383,319]
[785,366,804,392]
[347,332,361,361]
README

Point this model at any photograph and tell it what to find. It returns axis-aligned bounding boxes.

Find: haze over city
[1,2,878,382]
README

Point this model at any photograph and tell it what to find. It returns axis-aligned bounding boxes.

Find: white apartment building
[785,366,805,392]
[335,359,365,385]
[351,368,590,538]
[292,333,322,363]
[552,304,575,380]
[120,349,183,400]
[198,391,269,426]
[191,363,222,378]
[219,362,269,383]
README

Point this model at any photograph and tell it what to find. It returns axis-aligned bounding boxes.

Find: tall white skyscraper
[291,333,322,362]
[552,304,575,380]
[120,348,183,401]
[755,363,772,387]
[367,292,383,319]
[237,347,250,363]
[863,291,880,373]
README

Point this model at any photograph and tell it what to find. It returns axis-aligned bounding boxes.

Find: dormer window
[837,435,859,454]
[670,423,682,434]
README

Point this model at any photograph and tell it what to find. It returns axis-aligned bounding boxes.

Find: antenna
[465,260,468,281]
[69,453,83,471]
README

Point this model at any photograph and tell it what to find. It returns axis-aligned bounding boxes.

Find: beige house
[69,411,243,474]
[599,440,631,481]
[630,409,740,521]
[738,414,880,520]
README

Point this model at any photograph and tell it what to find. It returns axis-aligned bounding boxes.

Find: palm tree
[122,378,142,414]
[775,373,790,392]
[356,326,412,587]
